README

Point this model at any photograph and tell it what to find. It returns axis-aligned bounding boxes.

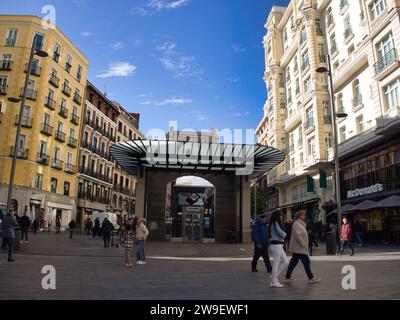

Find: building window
[77,65,83,81]
[339,126,346,143]
[307,136,316,159]
[53,43,61,63]
[325,133,333,149]
[5,28,18,47]
[356,115,364,133]
[316,19,323,36]
[337,93,344,113]
[384,78,400,111]
[330,34,337,55]
[93,136,98,150]
[33,33,45,51]
[352,79,362,107]
[344,15,353,40]
[327,7,334,27]
[0,76,8,94]
[35,174,43,190]
[64,181,70,196]
[369,0,388,21]
[301,50,310,71]
[306,106,314,128]
[304,76,312,93]
[65,55,72,73]
[51,178,58,193]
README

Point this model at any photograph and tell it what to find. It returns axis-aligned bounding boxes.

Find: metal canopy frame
[110,140,285,179]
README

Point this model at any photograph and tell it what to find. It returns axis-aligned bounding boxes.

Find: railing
[0,60,13,71]
[41,123,53,136]
[58,106,68,118]
[51,159,64,170]
[68,137,78,148]
[55,130,66,142]
[78,193,111,204]
[62,84,72,96]
[37,153,49,165]
[25,63,41,76]
[5,38,16,47]
[44,96,56,110]
[71,114,79,125]
[0,85,8,95]
[304,118,315,131]
[15,115,33,128]
[10,147,29,159]
[65,163,76,174]
[374,48,399,76]
[49,74,60,88]
[352,94,363,109]
[73,93,82,105]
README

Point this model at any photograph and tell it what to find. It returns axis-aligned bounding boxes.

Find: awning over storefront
[350,200,379,211]
[378,195,400,208]
[328,204,355,215]
[263,197,320,216]
[110,140,286,179]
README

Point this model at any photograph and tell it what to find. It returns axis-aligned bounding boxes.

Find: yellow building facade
[0,15,88,229]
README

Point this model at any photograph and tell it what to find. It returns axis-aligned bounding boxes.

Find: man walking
[101,218,114,248]
[1,209,20,262]
[251,213,272,273]
[285,210,321,284]
[20,212,31,244]
[68,219,77,239]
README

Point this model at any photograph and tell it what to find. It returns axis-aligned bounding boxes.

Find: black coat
[101,220,114,234]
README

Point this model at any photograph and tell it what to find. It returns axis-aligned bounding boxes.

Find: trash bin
[326,232,337,255]
[14,229,21,251]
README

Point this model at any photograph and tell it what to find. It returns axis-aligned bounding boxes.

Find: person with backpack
[251,213,272,273]
[269,210,290,288]
[339,217,355,256]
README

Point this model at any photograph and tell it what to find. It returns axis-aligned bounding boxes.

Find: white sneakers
[136,260,147,265]
[270,282,284,288]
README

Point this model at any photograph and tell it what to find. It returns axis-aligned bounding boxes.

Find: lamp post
[6,35,48,213]
[316,55,348,233]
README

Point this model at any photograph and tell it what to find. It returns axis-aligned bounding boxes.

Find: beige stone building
[256,0,400,224]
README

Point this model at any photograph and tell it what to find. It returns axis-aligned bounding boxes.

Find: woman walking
[121,224,135,268]
[339,217,355,256]
[269,210,289,288]
[285,210,321,284]
[136,218,149,265]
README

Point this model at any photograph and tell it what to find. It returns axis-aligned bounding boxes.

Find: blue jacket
[251,219,269,246]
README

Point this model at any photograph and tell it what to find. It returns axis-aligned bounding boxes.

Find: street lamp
[316,55,347,233]
[6,35,48,213]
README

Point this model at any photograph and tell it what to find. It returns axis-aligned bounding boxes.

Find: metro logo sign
[347,184,384,199]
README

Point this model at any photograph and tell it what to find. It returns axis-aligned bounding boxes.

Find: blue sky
[1,0,289,140]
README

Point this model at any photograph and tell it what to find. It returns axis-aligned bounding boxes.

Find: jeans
[103,233,111,247]
[137,240,146,261]
[251,244,272,272]
[270,244,289,284]
[286,253,314,280]
[21,228,29,241]
[4,238,15,260]
[339,240,354,255]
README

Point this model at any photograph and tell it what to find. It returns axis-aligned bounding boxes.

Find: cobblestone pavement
[0,232,399,300]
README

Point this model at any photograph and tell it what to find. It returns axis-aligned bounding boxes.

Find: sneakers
[270,282,284,288]
[136,260,146,265]
[284,278,296,284]
[142,261,147,265]
[309,278,321,284]
[8,259,15,262]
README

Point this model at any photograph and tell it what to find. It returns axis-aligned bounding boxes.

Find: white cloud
[132,0,190,16]
[140,97,193,106]
[112,42,125,51]
[81,32,95,37]
[232,44,247,53]
[232,111,250,117]
[192,110,209,121]
[96,62,137,79]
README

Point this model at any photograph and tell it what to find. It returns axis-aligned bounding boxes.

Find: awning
[351,199,379,211]
[378,195,400,208]
[110,140,285,179]
[329,203,356,215]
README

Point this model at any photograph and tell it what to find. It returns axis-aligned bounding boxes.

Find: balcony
[352,94,364,112]
[284,107,303,131]
[55,130,66,143]
[0,85,8,95]
[340,0,349,14]
[10,147,29,159]
[4,38,16,47]
[323,115,332,125]
[68,137,78,148]
[49,74,60,88]
[25,63,41,76]
[62,84,72,97]
[0,60,12,71]
[51,158,64,170]
[21,88,37,101]
[41,123,53,136]
[344,27,354,44]
[374,49,399,79]
[37,153,49,165]
[15,115,33,128]
[58,106,68,118]
[64,163,76,174]
[44,96,56,110]
[304,118,315,134]
[71,114,79,125]
[73,93,82,105]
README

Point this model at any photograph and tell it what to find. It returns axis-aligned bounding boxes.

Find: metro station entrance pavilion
[110,140,284,243]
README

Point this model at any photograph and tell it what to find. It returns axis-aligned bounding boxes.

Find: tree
[250,186,270,217]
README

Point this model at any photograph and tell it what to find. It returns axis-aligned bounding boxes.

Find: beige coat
[136,222,149,240]
[288,219,309,255]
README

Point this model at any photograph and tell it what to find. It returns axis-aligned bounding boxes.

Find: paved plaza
[0,232,400,300]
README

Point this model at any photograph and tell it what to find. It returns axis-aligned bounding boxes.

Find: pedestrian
[32,218,38,234]
[135,218,149,265]
[93,217,100,238]
[101,218,114,248]
[354,220,363,247]
[1,209,20,262]
[85,218,93,237]
[307,220,319,256]
[121,224,135,268]
[251,213,272,273]
[339,217,355,256]
[20,212,31,244]
[68,219,76,239]
[283,219,293,252]
[285,210,321,284]
[55,215,61,233]
[269,210,290,288]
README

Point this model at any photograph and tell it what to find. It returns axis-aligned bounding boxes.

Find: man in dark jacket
[68,220,77,239]
[251,214,272,273]
[101,218,114,248]
[1,210,20,262]
[20,212,31,244]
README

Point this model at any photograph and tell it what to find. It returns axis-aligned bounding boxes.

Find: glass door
[183,212,202,242]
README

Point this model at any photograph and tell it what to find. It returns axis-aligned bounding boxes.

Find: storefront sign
[347,184,384,199]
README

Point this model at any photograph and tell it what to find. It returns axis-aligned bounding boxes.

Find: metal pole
[6,36,37,213]
[326,54,342,233]
[254,179,257,217]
